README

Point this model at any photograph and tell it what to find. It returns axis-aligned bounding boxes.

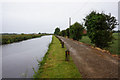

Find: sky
[0,0,119,34]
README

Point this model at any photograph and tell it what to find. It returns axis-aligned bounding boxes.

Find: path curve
[57,36,119,78]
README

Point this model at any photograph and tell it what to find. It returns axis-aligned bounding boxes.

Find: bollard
[62,41,64,48]
[65,49,70,61]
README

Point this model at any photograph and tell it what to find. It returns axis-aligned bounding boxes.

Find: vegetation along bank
[54,11,119,55]
[33,35,81,78]
[1,34,51,45]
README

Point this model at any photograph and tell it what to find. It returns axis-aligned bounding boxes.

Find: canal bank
[33,36,81,78]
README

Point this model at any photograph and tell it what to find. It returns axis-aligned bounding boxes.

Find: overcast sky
[0,0,119,33]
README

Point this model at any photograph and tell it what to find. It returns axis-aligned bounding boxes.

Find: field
[1,34,46,45]
[79,33,119,55]
[33,36,81,78]
[107,33,119,55]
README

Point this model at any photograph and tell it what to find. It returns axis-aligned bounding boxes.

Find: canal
[2,35,52,78]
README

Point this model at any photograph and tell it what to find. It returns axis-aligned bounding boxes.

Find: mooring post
[65,49,70,61]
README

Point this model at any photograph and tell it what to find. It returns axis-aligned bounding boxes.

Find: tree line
[54,11,118,49]
[54,22,85,41]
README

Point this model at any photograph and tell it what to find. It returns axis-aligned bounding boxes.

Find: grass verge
[33,35,81,78]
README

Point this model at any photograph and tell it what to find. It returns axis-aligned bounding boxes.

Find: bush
[84,11,118,48]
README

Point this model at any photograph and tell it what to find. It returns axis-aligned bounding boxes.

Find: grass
[79,36,93,45]
[106,33,119,55]
[1,34,46,45]
[79,33,119,55]
[33,35,81,78]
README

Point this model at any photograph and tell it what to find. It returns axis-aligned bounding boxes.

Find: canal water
[2,35,52,78]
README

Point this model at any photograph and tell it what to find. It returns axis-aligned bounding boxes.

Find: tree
[66,28,70,38]
[69,22,84,41]
[59,30,67,37]
[38,32,41,34]
[54,27,60,35]
[21,33,24,35]
[84,11,118,48]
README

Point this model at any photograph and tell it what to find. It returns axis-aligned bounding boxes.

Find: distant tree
[118,30,120,33]
[69,22,84,41]
[66,28,70,38]
[21,33,24,35]
[54,27,60,35]
[84,11,118,48]
[38,32,41,34]
[59,30,66,37]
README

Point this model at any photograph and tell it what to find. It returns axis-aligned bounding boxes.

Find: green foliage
[54,27,60,35]
[21,33,24,35]
[84,11,118,48]
[66,28,70,38]
[79,33,119,55]
[69,22,84,41]
[33,36,81,78]
[106,33,119,55]
[59,30,67,37]
[2,34,44,45]
[38,32,41,34]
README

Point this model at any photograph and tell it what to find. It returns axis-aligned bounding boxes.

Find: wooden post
[65,50,70,61]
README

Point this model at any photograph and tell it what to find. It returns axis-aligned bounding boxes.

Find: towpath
[57,36,119,78]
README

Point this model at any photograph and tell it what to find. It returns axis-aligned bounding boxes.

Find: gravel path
[57,36,119,78]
